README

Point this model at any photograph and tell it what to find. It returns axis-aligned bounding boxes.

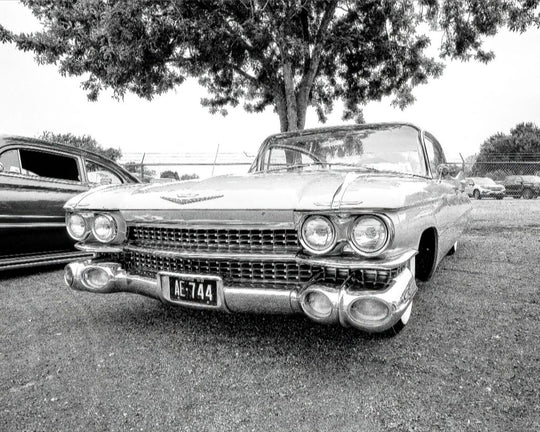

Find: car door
[423,132,467,257]
[505,176,520,197]
[0,145,88,257]
[464,179,475,197]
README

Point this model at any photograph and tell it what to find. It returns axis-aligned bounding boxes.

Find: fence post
[140,153,146,181]
[211,144,220,177]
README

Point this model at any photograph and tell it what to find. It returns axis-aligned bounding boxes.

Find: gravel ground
[1,200,539,432]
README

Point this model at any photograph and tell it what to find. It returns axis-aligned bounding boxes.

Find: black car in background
[0,135,138,270]
[501,175,540,199]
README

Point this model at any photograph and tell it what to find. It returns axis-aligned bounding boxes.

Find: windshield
[475,178,496,186]
[522,176,540,182]
[253,124,426,176]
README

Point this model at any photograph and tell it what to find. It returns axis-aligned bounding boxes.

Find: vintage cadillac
[64,123,471,334]
[0,135,138,271]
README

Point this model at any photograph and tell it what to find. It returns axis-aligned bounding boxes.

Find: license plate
[163,274,218,306]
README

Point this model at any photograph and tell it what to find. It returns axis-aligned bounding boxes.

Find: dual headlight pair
[300,214,392,257]
[66,212,123,244]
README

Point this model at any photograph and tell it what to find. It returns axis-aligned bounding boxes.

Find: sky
[1,0,539,166]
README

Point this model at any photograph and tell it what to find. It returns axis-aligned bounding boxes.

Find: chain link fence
[121,152,540,183]
[461,154,540,180]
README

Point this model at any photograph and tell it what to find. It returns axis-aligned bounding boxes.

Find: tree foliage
[160,170,180,180]
[38,131,122,161]
[4,1,539,131]
[472,122,540,175]
[123,161,156,182]
[160,170,200,180]
[179,173,200,180]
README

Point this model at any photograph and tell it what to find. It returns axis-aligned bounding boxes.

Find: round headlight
[92,214,117,243]
[350,216,389,255]
[300,216,336,254]
[66,213,88,240]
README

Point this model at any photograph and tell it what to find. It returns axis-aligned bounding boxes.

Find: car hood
[65,171,437,211]
[480,185,505,191]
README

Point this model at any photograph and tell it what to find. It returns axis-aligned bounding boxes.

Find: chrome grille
[122,250,401,290]
[128,226,299,253]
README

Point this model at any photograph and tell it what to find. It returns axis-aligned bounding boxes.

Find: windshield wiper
[324,163,428,178]
[325,163,381,172]
[264,162,328,173]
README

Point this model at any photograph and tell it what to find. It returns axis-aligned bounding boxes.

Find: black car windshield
[522,176,540,182]
[254,124,426,176]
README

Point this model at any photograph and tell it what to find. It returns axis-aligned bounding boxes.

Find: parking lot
[1,199,539,432]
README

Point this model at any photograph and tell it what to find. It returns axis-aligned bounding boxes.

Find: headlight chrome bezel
[92,213,118,243]
[299,215,337,255]
[66,213,90,241]
[66,211,126,245]
[298,212,394,257]
[348,214,393,257]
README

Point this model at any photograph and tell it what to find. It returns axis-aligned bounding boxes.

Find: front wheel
[473,189,481,200]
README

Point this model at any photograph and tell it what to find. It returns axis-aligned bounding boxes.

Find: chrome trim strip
[126,220,296,229]
[75,243,124,253]
[0,222,65,228]
[124,245,297,262]
[0,251,92,271]
[74,243,416,270]
[331,172,362,210]
[0,214,60,219]
[296,249,417,270]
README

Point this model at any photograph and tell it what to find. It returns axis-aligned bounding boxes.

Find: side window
[266,147,316,171]
[19,149,80,181]
[0,149,22,174]
[85,160,122,186]
[424,133,445,176]
[268,148,288,170]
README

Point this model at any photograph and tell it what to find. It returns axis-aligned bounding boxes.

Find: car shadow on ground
[0,264,66,282]
[85,290,411,350]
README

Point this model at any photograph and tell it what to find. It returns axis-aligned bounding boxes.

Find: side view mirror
[0,162,3,173]
[437,164,450,178]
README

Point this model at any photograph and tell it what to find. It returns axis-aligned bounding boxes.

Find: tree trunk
[282,61,298,132]
[274,85,309,132]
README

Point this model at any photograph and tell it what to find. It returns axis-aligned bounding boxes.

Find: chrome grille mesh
[121,250,401,290]
[128,226,299,253]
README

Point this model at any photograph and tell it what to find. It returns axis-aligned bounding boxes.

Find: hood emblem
[160,192,224,205]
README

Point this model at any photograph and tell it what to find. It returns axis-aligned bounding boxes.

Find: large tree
[2,1,539,131]
[472,122,540,176]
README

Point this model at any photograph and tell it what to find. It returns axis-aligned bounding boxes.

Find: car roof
[264,122,423,141]
[1,134,107,161]
[0,134,137,181]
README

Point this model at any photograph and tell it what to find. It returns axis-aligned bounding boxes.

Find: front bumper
[64,253,417,333]
[481,190,505,198]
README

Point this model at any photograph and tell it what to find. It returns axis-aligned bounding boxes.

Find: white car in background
[464,177,505,200]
